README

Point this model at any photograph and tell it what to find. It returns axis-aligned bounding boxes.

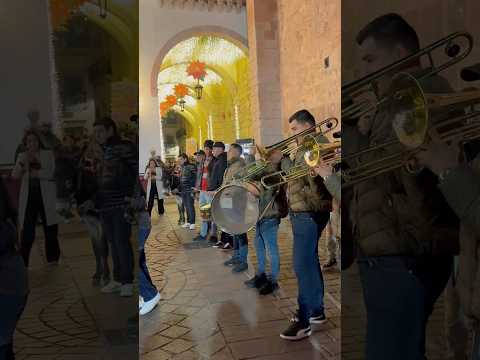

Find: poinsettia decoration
[160,101,172,118]
[174,84,189,98]
[186,60,207,81]
[166,95,177,107]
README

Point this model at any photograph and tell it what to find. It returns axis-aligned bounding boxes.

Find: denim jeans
[254,218,280,282]
[290,211,330,325]
[199,191,210,237]
[101,207,134,284]
[232,233,248,263]
[138,226,157,302]
[358,255,452,360]
[181,191,195,224]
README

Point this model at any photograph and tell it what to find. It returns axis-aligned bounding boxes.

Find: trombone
[341,73,480,188]
[235,117,338,182]
[260,136,341,190]
[343,32,473,122]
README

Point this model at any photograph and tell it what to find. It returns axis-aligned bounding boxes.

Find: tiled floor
[140,200,341,359]
[13,221,138,360]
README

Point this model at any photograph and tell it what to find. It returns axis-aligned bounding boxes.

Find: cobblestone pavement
[140,200,341,360]
[13,220,138,360]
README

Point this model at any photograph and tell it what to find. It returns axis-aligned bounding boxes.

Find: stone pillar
[246,0,283,147]
[277,0,341,138]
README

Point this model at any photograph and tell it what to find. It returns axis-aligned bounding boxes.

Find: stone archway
[150,25,248,97]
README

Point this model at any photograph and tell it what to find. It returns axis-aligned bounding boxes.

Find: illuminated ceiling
[157,35,247,108]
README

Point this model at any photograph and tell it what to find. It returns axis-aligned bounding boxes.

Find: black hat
[194,150,206,156]
[204,140,214,149]
[213,141,225,149]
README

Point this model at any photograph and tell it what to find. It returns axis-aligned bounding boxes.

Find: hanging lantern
[194,80,203,100]
[186,61,207,100]
[178,98,186,112]
[174,84,188,111]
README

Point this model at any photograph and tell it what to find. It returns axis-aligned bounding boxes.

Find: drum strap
[257,188,279,223]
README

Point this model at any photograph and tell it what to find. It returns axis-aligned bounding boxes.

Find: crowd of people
[140,110,342,341]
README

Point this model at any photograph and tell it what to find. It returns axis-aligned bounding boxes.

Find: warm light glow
[234,104,240,140]
[208,114,213,139]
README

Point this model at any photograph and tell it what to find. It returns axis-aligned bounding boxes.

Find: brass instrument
[342,72,480,188]
[260,137,341,190]
[235,117,338,182]
[343,32,473,122]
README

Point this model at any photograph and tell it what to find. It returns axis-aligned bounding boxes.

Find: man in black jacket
[206,142,228,244]
[93,117,137,297]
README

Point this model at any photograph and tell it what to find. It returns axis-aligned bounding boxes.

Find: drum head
[211,183,260,235]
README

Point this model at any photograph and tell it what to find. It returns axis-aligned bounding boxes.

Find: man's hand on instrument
[313,161,333,179]
[267,149,283,165]
[415,129,461,175]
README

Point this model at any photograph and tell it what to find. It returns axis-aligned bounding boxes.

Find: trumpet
[236,117,338,182]
[341,73,480,188]
[343,32,473,123]
[260,137,341,190]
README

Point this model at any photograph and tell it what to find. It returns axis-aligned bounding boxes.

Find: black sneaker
[259,280,279,295]
[244,273,267,289]
[309,312,327,325]
[212,241,224,248]
[232,262,248,273]
[280,320,312,341]
[178,219,185,225]
[322,258,337,270]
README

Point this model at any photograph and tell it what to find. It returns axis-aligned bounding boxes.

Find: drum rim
[211,182,260,235]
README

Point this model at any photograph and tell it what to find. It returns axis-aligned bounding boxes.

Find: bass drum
[211,181,261,235]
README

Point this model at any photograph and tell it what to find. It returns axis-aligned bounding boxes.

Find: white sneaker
[182,223,191,228]
[101,281,122,293]
[139,292,161,315]
[139,296,144,310]
[120,283,134,297]
[189,224,196,230]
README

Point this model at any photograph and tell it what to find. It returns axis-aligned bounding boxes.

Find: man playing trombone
[343,13,462,360]
[275,110,333,341]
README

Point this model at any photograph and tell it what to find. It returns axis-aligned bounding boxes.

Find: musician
[416,135,480,358]
[277,110,332,341]
[207,142,228,246]
[193,140,215,242]
[239,151,288,295]
[220,143,249,271]
[345,14,460,359]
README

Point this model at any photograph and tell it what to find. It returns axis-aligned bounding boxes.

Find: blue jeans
[232,233,248,263]
[181,191,195,225]
[199,191,210,237]
[138,226,158,302]
[358,255,452,360]
[254,218,280,282]
[290,211,330,325]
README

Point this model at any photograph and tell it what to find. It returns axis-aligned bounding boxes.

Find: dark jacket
[179,163,196,193]
[96,135,138,210]
[283,147,332,213]
[207,152,228,191]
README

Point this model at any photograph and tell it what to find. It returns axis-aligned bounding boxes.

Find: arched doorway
[151,27,251,161]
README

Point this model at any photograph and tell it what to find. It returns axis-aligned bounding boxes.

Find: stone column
[246,0,284,147]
